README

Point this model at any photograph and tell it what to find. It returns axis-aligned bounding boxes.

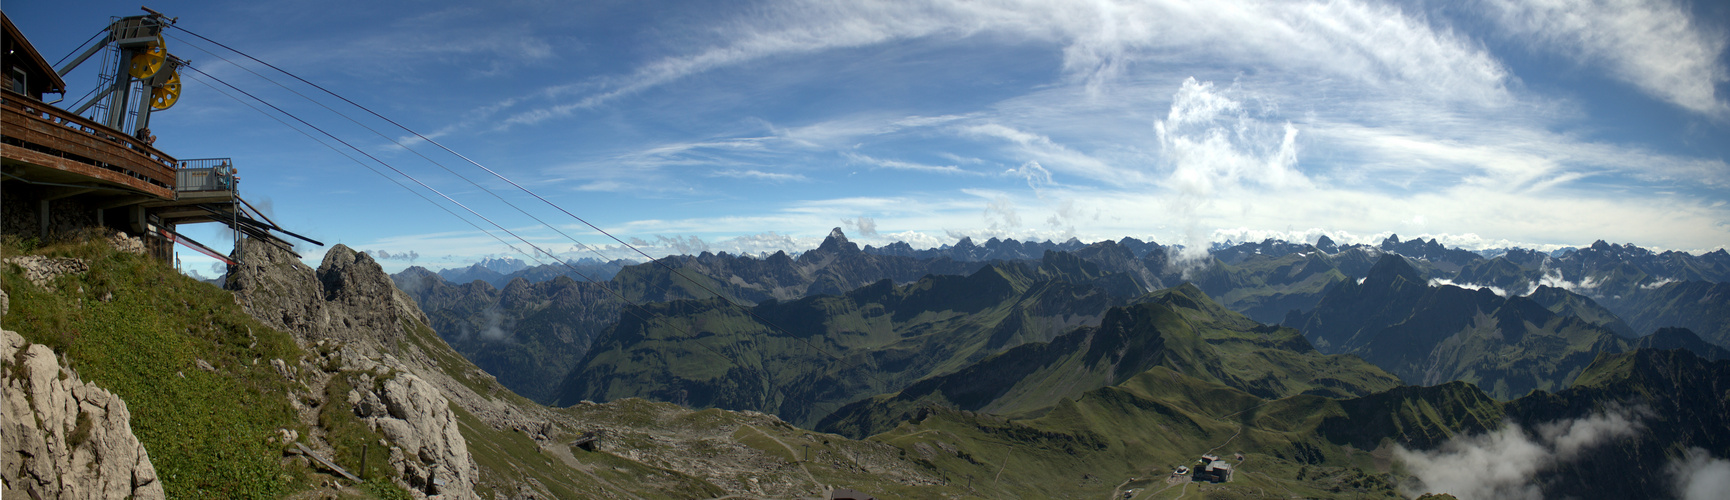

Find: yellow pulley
[151,71,180,110]
[129,35,167,79]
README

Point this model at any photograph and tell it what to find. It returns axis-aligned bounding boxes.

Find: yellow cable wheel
[151,72,180,110]
[129,35,167,79]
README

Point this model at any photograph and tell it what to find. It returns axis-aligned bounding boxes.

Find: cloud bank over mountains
[1395,408,1645,500]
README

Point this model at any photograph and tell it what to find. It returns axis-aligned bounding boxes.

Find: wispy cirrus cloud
[842,152,982,176]
[1479,0,1730,117]
[478,0,1516,130]
[710,169,810,182]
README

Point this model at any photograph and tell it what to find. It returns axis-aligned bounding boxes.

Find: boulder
[372,373,475,497]
[1,329,164,500]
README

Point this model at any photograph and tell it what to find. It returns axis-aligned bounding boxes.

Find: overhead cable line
[179,64,758,378]
[193,70,739,375]
[166,28,630,268]
[179,71,526,259]
[169,34,765,379]
[173,26,889,388]
[165,32,628,269]
[52,28,108,68]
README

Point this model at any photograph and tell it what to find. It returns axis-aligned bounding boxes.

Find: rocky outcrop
[228,241,428,349]
[228,240,483,499]
[328,345,476,497]
[2,329,164,500]
[107,232,144,255]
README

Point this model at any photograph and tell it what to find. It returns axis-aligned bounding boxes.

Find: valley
[373,228,1730,498]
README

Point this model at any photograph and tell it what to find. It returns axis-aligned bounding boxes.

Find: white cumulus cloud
[1671,447,1730,500]
[1395,408,1644,500]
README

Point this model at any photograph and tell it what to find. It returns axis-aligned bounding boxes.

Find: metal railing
[175,158,237,193]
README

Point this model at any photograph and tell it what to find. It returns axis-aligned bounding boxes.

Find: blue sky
[9,0,1730,274]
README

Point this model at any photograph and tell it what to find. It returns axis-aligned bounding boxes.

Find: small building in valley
[1192,455,1234,483]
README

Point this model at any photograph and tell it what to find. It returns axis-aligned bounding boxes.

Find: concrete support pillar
[129,205,147,234]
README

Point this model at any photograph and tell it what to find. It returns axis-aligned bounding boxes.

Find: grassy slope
[866,366,1406,499]
[1195,252,1354,325]
[561,263,1125,426]
[818,284,1401,439]
[376,250,995,498]
[3,240,319,498]
[0,238,987,499]
[852,347,1721,500]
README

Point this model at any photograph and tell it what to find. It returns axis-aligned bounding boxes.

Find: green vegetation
[863,368,1408,499]
[1,237,429,499]
[3,238,308,498]
[8,233,1721,499]
[1191,251,1356,324]
[560,263,1133,426]
[1605,280,1730,346]
[320,372,408,490]
[1293,254,1636,399]
[819,284,1400,438]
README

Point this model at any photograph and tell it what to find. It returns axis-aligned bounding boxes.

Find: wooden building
[2,11,310,262]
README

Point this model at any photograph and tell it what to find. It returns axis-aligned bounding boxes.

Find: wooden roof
[1,12,69,95]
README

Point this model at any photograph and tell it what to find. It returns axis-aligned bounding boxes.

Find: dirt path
[743,424,821,489]
[1108,477,1136,500]
[1205,424,1243,455]
[541,439,648,500]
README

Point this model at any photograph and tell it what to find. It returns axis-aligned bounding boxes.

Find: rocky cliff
[223,237,975,498]
[228,240,481,498]
[2,328,164,499]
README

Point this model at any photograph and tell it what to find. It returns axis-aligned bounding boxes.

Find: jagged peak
[396,265,437,277]
[814,227,860,254]
[1363,253,1422,287]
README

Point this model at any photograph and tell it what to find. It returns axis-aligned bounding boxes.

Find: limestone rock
[228,241,429,348]
[107,232,145,255]
[1,329,165,500]
[372,373,475,497]
[312,344,477,500]
[3,256,88,288]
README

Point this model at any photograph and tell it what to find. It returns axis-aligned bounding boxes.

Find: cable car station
[2,8,315,264]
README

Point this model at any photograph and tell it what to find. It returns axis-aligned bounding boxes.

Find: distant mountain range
[394,228,1730,412]
[557,258,1141,427]
[1287,254,1726,399]
[435,257,630,289]
[816,283,1402,439]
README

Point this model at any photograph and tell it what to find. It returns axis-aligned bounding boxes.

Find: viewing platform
[1,89,177,200]
[2,11,314,263]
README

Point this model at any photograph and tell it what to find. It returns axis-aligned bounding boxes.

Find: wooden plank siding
[0,89,177,199]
